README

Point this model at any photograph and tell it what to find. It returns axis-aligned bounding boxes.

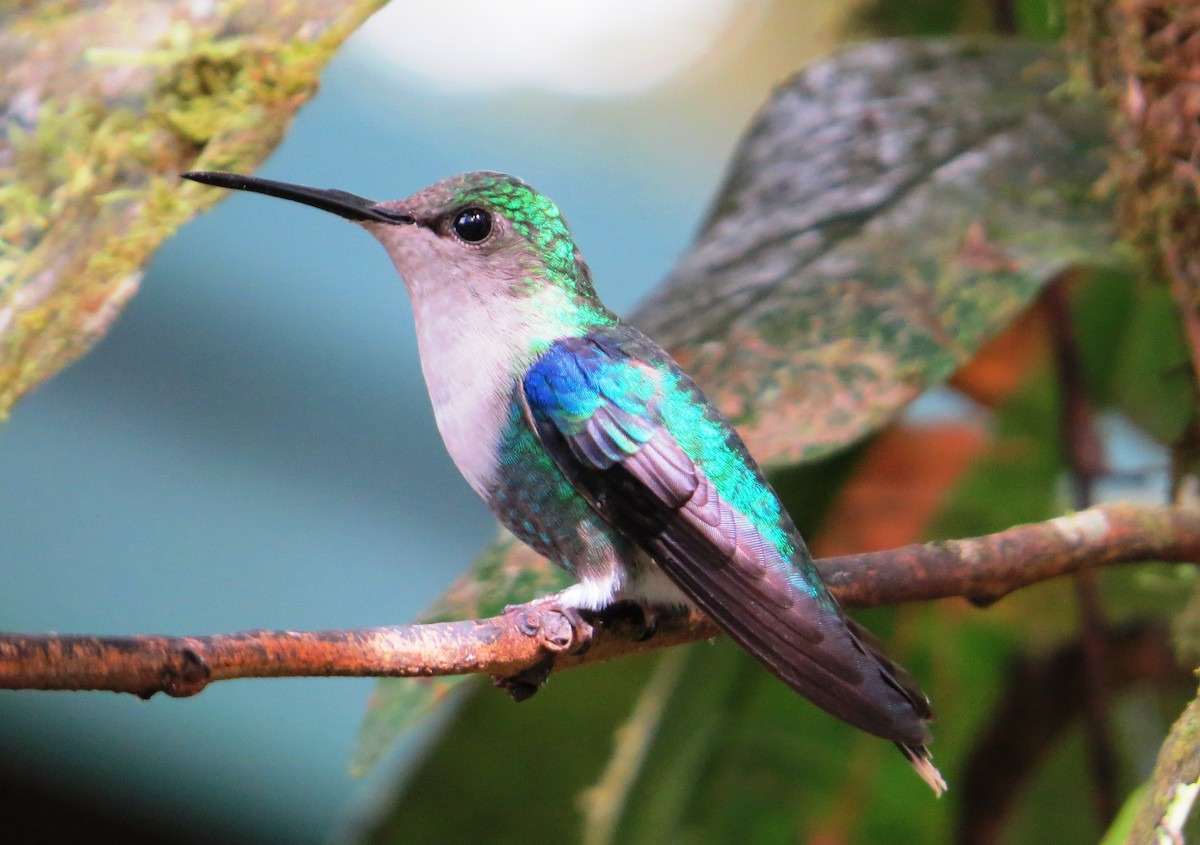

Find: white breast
[412,295,519,496]
[389,227,582,498]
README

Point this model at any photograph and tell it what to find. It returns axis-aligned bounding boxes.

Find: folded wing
[521,333,942,787]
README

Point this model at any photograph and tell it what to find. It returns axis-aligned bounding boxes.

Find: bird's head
[182,170,600,311]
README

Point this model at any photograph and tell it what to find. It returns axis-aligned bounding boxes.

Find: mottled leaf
[0,0,383,419]
[355,37,1117,773]
[635,38,1114,467]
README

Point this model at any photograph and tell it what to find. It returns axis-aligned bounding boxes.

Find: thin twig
[1,503,1197,699]
[817,502,1199,606]
[989,0,1018,35]
[1044,276,1118,826]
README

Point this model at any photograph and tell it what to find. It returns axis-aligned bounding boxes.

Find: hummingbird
[182,169,945,794]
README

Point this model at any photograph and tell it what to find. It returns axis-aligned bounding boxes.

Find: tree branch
[1,503,1197,699]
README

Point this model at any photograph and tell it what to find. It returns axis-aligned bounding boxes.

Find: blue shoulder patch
[523,337,658,467]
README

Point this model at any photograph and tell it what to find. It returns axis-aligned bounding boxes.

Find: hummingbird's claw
[504,599,595,654]
[494,602,597,702]
[632,603,660,641]
[493,655,555,702]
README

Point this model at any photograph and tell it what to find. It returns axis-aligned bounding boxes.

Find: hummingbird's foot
[633,603,660,641]
[494,602,596,702]
[494,655,555,703]
[505,600,595,655]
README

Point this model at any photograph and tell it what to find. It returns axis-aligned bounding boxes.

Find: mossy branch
[1128,679,1200,843]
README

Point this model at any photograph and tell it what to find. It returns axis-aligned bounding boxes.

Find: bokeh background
[0,1,902,841]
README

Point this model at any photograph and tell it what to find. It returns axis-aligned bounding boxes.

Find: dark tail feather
[845,618,945,795]
[842,617,934,721]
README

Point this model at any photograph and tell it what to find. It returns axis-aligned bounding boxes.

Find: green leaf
[356,37,1118,781]
[849,0,976,37]
[360,652,665,844]
[1098,784,1146,845]
[1071,267,1196,445]
[0,0,383,420]
[1014,0,1070,39]
[576,648,693,845]
[1104,286,1194,445]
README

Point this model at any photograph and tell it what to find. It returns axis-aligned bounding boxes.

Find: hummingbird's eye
[451,207,493,243]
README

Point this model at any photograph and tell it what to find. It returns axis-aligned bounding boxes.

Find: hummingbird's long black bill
[182,171,413,224]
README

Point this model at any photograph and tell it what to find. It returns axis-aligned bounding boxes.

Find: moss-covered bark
[0,0,385,420]
[1127,680,1200,843]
